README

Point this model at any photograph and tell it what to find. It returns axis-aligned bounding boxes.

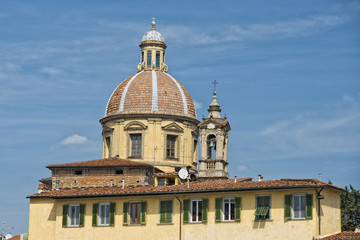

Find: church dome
[142,29,164,42]
[105,71,196,118]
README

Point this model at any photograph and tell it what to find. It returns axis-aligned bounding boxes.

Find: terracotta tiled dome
[106,71,196,118]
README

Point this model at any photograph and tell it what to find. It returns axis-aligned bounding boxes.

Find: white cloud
[235,94,360,162]
[237,165,249,172]
[41,67,63,75]
[257,95,360,156]
[193,100,203,110]
[61,134,88,145]
[163,14,346,46]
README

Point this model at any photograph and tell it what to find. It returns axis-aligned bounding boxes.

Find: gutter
[174,195,182,240]
[28,185,329,199]
[315,187,324,236]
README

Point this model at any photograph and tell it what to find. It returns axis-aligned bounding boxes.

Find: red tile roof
[320,232,360,240]
[106,71,196,118]
[7,235,20,240]
[46,158,159,169]
[28,178,343,199]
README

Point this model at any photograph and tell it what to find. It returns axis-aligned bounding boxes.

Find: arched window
[207,134,216,159]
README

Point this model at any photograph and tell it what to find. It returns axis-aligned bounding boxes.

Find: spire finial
[212,80,218,95]
[151,17,156,29]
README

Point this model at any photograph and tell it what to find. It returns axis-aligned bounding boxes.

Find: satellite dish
[5,234,12,239]
[178,168,189,180]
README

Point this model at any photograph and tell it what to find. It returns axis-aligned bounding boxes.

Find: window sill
[219,220,238,223]
[128,156,142,159]
[254,219,273,222]
[95,224,112,227]
[66,225,80,228]
[165,157,178,161]
[188,221,205,224]
[288,218,308,221]
[158,223,174,225]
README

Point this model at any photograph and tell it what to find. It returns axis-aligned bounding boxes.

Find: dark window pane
[147,51,152,68]
[192,201,196,222]
[156,51,160,68]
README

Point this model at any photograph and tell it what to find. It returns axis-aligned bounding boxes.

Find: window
[123,201,147,226]
[130,202,141,224]
[115,169,123,175]
[191,200,203,222]
[159,200,173,224]
[183,199,208,223]
[255,196,271,220]
[215,197,241,222]
[147,51,152,68]
[166,135,177,158]
[69,204,80,226]
[105,136,111,158]
[62,204,85,227]
[156,51,160,68]
[130,134,141,157]
[223,198,235,221]
[75,170,82,175]
[293,195,306,219]
[158,178,165,186]
[98,203,110,226]
[92,203,115,227]
[141,51,144,63]
[284,194,313,220]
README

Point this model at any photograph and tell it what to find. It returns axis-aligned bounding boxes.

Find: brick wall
[51,166,154,190]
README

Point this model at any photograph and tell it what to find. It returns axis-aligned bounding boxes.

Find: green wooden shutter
[183,199,190,223]
[202,198,208,223]
[92,203,99,226]
[123,202,129,226]
[284,195,292,220]
[264,196,270,207]
[62,204,69,227]
[235,197,241,222]
[110,202,116,226]
[79,204,86,227]
[215,198,222,222]
[159,201,166,223]
[165,200,173,223]
[141,201,147,225]
[306,194,313,219]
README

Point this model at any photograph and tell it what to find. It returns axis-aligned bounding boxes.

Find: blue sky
[0,0,359,235]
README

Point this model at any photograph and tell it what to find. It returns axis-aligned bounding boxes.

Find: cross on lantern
[212,80,218,92]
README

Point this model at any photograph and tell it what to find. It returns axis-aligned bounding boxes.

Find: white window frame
[292,194,306,220]
[222,197,235,222]
[190,198,203,223]
[68,204,80,227]
[98,202,110,226]
[129,201,142,225]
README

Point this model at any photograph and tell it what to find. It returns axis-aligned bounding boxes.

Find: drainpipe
[174,195,182,240]
[316,187,324,236]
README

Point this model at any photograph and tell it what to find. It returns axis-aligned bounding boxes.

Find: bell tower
[198,84,231,179]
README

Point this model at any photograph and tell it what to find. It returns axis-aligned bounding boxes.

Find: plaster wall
[102,118,198,172]
[28,188,342,240]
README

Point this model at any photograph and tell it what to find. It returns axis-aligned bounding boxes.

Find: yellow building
[27,19,344,240]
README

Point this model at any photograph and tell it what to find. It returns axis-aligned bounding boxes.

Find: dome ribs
[106,74,134,115]
[123,71,152,112]
[105,71,196,119]
[157,72,184,115]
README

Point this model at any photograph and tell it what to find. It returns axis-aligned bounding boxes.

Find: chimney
[121,179,125,189]
[110,180,114,187]
[258,174,263,182]
[234,176,237,183]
